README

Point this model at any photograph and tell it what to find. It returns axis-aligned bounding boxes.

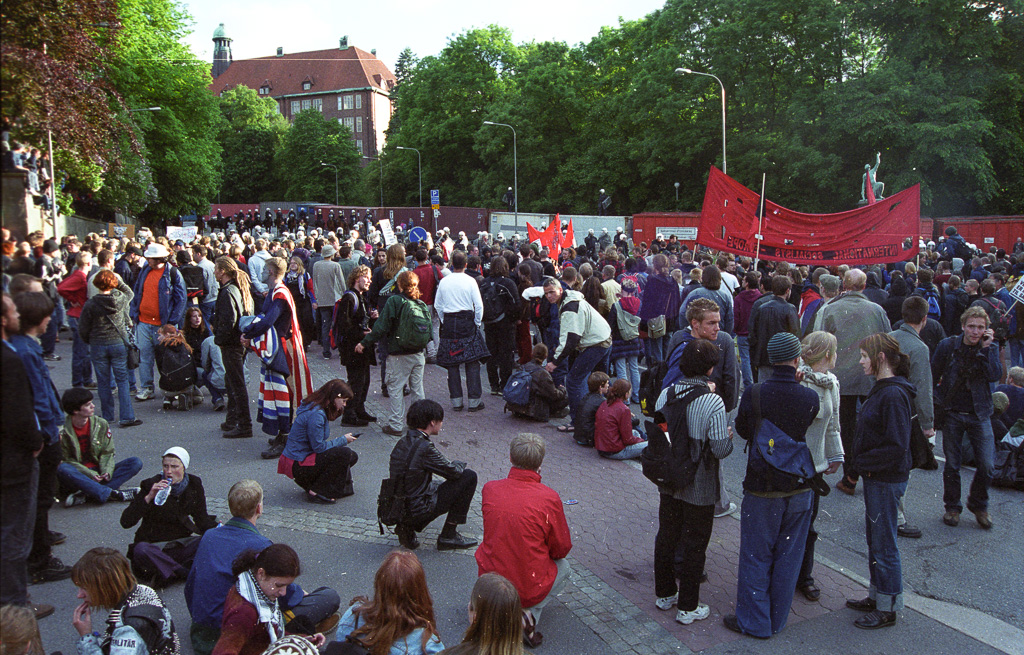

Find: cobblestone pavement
[29,337,1023,655]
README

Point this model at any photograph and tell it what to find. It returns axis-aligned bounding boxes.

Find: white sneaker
[714,502,738,518]
[675,603,710,625]
[135,388,153,401]
[655,596,677,611]
[64,491,86,507]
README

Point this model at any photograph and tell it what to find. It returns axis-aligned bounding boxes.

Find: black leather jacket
[389,430,466,522]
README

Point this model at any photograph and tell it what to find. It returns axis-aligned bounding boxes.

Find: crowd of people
[2,217,1023,655]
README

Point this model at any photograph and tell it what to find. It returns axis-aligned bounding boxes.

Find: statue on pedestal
[861,152,884,202]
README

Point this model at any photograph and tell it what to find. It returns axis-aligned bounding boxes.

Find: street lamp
[395,146,422,208]
[674,181,680,201]
[482,121,517,229]
[675,67,727,175]
[320,162,338,206]
[363,156,383,207]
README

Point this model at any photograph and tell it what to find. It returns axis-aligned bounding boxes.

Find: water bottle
[154,478,172,506]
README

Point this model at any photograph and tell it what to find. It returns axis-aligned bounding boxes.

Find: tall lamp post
[482,121,517,230]
[395,146,422,208]
[674,181,680,201]
[674,68,726,175]
[320,162,338,206]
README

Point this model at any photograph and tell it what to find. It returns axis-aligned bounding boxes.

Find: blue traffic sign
[430,189,440,205]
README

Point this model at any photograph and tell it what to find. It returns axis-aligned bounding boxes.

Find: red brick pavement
[365,362,867,651]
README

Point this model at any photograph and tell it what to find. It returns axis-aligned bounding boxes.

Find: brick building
[209,27,396,159]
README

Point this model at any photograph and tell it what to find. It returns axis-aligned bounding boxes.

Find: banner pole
[754,173,766,269]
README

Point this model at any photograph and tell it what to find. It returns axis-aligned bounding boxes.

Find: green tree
[277,109,361,203]
[217,86,288,203]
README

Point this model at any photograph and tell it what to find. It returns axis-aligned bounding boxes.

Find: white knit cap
[163,447,190,469]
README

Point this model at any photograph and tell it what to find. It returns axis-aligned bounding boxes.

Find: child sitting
[573,371,610,447]
[594,379,647,459]
[506,344,569,422]
[57,387,143,506]
[155,324,198,411]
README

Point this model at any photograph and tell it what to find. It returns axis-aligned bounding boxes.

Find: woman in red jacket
[594,379,647,459]
[57,250,95,388]
[213,544,325,655]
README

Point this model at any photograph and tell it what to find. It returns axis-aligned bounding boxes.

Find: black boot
[261,433,286,459]
[437,520,478,551]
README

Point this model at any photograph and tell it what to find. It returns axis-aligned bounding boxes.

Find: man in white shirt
[434,251,487,411]
[718,256,739,295]
[191,245,219,325]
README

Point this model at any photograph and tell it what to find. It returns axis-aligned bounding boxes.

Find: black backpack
[179,265,206,301]
[157,344,196,392]
[478,278,505,323]
[992,441,1024,490]
[639,359,671,417]
[640,386,711,491]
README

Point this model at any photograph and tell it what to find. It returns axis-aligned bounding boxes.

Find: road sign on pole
[430,189,440,210]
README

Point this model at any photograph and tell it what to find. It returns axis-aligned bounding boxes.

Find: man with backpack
[912,268,944,324]
[355,271,431,437]
[724,332,819,639]
[411,248,444,362]
[479,256,521,395]
[971,278,1011,348]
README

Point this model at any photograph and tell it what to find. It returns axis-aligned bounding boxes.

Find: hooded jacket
[78,283,135,344]
[852,376,915,483]
[797,367,844,473]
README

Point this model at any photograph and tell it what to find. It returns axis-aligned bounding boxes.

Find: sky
[182,0,668,70]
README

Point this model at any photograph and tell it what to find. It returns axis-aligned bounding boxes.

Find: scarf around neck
[237,570,285,645]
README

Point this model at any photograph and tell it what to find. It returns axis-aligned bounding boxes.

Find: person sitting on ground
[186,480,341,655]
[996,366,1024,427]
[440,573,524,655]
[476,434,572,648]
[279,380,360,504]
[594,379,647,460]
[57,387,142,507]
[120,447,217,588]
[572,371,609,447]
[199,334,227,412]
[334,550,445,655]
[211,544,327,655]
[71,547,180,655]
[505,343,569,422]
[387,399,478,551]
[154,324,198,411]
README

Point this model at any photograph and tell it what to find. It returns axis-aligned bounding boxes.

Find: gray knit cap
[767,332,802,364]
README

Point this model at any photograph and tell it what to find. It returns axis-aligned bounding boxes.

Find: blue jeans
[197,368,224,404]
[644,334,665,365]
[91,341,135,424]
[862,478,907,612]
[737,335,754,390]
[0,460,38,605]
[942,412,994,513]
[614,355,641,404]
[735,490,813,638]
[602,430,647,460]
[566,345,610,425]
[543,325,567,387]
[68,316,93,386]
[56,457,143,503]
[41,304,59,355]
[1009,337,1024,369]
[136,322,162,391]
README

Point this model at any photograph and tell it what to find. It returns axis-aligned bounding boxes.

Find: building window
[259,85,269,95]
[290,100,300,114]
[302,81,311,90]
[301,98,311,110]
[312,97,322,111]
[355,139,363,154]
[355,117,362,133]
[342,117,354,131]
[343,95,353,110]
[355,94,362,109]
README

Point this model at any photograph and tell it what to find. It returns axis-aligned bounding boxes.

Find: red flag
[564,218,576,248]
[698,167,919,265]
[549,215,562,259]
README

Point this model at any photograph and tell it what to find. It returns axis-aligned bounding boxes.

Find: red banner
[697,167,920,265]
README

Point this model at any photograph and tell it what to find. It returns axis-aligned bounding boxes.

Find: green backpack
[394,297,433,353]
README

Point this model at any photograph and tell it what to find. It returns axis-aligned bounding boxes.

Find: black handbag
[376,437,422,533]
[103,313,141,370]
[909,415,938,470]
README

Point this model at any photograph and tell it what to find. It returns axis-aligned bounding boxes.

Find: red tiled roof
[210,46,396,98]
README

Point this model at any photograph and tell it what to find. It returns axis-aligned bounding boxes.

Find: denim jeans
[862,478,907,612]
[543,325,567,387]
[68,316,93,387]
[614,355,641,404]
[136,322,162,391]
[56,457,143,503]
[737,335,754,390]
[735,490,813,638]
[942,412,994,513]
[197,367,224,404]
[644,334,665,365]
[41,304,59,355]
[0,460,38,605]
[91,340,135,424]
[200,302,216,330]
[447,359,483,406]
[318,306,334,356]
[602,430,647,460]
[567,345,610,425]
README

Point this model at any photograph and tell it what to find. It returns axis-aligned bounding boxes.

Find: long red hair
[350,551,438,655]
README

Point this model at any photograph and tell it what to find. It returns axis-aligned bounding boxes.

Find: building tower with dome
[212,23,232,79]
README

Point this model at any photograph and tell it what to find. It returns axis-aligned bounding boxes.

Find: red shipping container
[934,216,1024,254]
[631,213,701,246]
